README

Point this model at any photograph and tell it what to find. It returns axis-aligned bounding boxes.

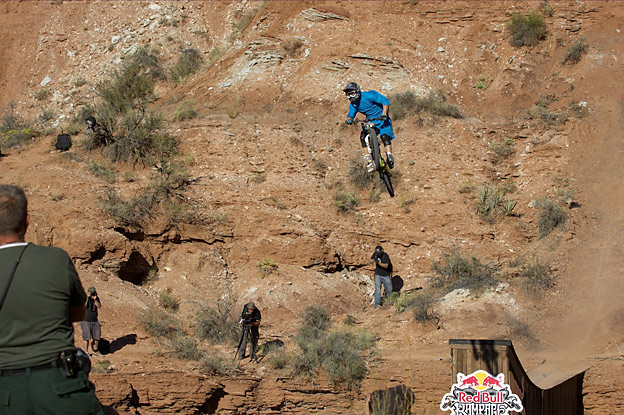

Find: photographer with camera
[236,302,261,362]
[0,184,104,414]
[81,286,102,355]
[371,245,393,307]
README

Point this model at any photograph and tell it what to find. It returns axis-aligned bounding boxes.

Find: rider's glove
[345,118,353,125]
[378,115,388,121]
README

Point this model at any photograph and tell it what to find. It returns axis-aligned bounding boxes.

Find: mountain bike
[356,119,395,197]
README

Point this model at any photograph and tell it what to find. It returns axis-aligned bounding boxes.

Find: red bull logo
[440,370,523,415]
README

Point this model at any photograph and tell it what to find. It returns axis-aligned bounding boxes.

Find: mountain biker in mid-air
[343,82,395,172]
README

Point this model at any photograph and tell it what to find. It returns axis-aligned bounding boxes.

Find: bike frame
[359,120,395,197]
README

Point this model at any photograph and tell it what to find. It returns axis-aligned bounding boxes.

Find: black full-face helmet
[343,82,361,103]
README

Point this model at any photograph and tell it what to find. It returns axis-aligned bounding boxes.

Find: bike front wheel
[379,169,394,197]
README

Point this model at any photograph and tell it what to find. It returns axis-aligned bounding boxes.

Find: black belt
[0,359,59,376]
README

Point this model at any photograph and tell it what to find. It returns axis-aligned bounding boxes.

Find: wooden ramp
[449,339,585,415]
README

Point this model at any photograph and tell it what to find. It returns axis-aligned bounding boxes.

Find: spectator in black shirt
[371,245,393,307]
[81,286,102,355]
[237,302,261,362]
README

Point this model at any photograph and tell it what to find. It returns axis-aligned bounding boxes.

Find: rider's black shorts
[359,128,392,148]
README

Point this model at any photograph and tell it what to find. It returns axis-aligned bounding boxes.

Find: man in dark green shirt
[0,184,104,414]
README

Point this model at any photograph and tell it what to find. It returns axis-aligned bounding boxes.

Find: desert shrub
[348,156,375,190]
[562,39,588,65]
[288,306,375,388]
[409,290,439,323]
[507,10,547,47]
[89,54,178,165]
[535,197,567,237]
[166,333,203,360]
[386,292,413,313]
[37,108,56,124]
[195,296,240,345]
[389,90,462,121]
[282,38,304,56]
[138,306,182,339]
[458,179,474,194]
[476,184,517,223]
[1,105,34,150]
[200,353,237,375]
[92,359,113,374]
[432,247,498,295]
[72,75,87,87]
[100,188,159,228]
[505,312,536,343]
[89,160,116,183]
[158,289,180,312]
[519,258,554,294]
[540,1,554,17]
[129,47,166,80]
[172,100,197,121]
[256,258,278,275]
[169,48,202,83]
[333,191,360,213]
[569,101,589,118]
[296,306,330,348]
[488,138,515,163]
[35,87,49,101]
[267,349,292,370]
[320,331,368,388]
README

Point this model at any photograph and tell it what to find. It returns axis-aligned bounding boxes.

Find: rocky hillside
[1,1,623,414]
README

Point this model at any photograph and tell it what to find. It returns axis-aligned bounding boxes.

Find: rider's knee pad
[380,134,392,147]
[359,130,368,148]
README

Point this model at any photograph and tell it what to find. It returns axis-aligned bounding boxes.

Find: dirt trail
[529,68,624,388]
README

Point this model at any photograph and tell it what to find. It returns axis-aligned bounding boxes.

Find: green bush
[348,156,375,190]
[35,87,49,101]
[409,290,439,323]
[476,184,517,223]
[507,10,547,47]
[562,39,588,65]
[200,353,237,375]
[535,198,567,237]
[296,305,330,350]
[89,54,177,165]
[256,258,278,275]
[89,160,116,183]
[519,258,554,294]
[319,331,368,388]
[1,105,34,150]
[267,350,292,370]
[194,297,240,345]
[488,138,515,163]
[389,90,461,121]
[166,333,203,360]
[432,247,498,295]
[288,306,375,388]
[138,306,182,339]
[333,191,360,213]
[158,289,180,312]
[129,47,166,80]
[172,100,197,121]
[170,48,202,83]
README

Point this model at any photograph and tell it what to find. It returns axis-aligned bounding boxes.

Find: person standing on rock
[81,286,102,355]
[343,82,396,172]
[371,245,393,307]
[237,302,261,362]
[0,184,104,414]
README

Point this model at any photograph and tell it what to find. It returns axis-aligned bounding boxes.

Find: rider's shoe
[386,153,395,169]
